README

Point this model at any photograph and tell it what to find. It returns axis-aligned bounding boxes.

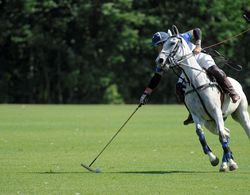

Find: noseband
[165,36,182,66]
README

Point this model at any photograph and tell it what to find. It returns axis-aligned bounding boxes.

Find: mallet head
[81,163,101,173]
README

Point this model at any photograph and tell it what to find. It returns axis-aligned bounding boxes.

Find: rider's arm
[189,28,202,45]
[187,28,202,54]
[144,72,162,94]
[140,72,162,104]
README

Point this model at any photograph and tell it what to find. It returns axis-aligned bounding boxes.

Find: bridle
[161,36,205,74]
[160,36,193,69]
[165,36,183,66]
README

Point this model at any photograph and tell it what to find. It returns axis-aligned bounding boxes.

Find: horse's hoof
[208,152,219,166]
[228,159,238,171]
[219,162,228,172]
[229,165,238,171]
[210,157,220,166]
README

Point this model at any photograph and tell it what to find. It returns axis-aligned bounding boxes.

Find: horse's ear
[172,25,179,35]
[167,29,172,36]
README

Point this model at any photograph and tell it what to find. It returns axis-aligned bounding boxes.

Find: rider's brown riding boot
[183,113,193,125]
[223,77,240,103]
[207,65,240,103]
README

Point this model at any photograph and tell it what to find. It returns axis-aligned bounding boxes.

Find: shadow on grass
[24,170,218,175]
[115,170,218,174]
[38,171,84,174]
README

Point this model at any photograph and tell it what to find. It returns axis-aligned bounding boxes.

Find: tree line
[0,0,249,104]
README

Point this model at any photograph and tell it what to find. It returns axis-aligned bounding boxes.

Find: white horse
[156,30,250,172]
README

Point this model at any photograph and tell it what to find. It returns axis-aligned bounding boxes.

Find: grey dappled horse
[156,29,250,172]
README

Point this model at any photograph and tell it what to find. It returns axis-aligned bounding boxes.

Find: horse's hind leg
[219,134,238,171]
[212,109,238,172]
[196,124,219,166]
[232,95,250,139]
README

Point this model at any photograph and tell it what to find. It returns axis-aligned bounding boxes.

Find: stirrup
[183,115,193,125]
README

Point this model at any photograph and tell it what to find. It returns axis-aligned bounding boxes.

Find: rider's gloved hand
[139,88,152,105]
[193,46,201,54]
[193,40,202,55]
[140,93,150,105]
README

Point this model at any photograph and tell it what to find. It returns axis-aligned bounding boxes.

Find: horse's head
[154,25,193,71]
[155,35,184,70]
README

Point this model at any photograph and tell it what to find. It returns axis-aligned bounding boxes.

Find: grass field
[0,104,249,194]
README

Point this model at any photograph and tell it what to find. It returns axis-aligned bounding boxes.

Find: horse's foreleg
[196,124,219,166]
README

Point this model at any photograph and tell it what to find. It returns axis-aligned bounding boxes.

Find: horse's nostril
[158,58,164,64]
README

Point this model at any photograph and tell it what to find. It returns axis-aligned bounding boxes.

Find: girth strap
[185,82,219,96]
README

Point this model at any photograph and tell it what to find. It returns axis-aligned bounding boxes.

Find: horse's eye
[169,41,176,46]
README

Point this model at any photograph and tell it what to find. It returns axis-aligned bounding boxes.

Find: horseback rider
[139,28,240,125]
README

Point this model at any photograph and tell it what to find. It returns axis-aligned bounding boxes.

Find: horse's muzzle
[158,58,165,64]
[156,53,166,66]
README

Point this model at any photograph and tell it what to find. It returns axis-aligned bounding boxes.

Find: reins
[166,37,216,121]
[179,66,215,121]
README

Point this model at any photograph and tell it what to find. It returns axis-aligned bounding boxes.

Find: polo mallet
[81,103,142,173]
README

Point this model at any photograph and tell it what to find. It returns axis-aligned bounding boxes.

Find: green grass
[0,104,249,194]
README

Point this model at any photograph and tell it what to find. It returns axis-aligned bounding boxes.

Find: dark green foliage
[0,0,249,103]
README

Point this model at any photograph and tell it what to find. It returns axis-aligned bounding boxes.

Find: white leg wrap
[219,162,228,172]
[208,152,216,162]
[228,159,238,171]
